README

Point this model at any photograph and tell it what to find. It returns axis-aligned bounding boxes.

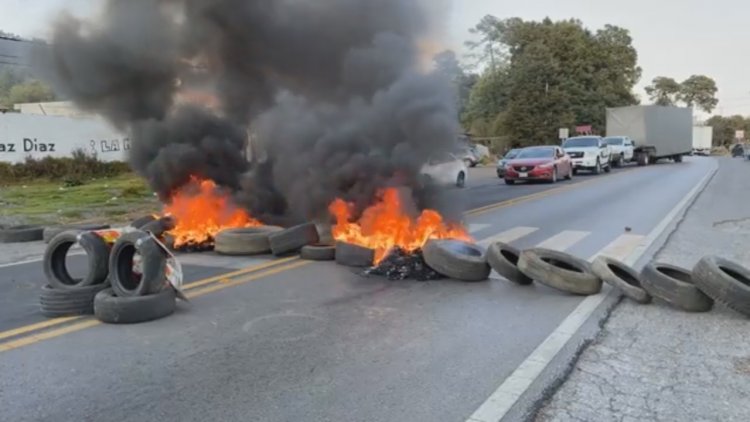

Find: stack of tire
[213,222,333,261]
[41,229,178,324]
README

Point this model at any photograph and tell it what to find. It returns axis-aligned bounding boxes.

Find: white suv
[562,136,612,175]
[604,136,635,167]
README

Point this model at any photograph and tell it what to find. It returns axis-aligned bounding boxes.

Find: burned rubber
[640,262,713,312]
[335,242,375,267]
[94,288,176,324]
[268,223,320,256]
[39,284,108,318]
[518,248,601,295]
[423,240,491,282]
[487,242,532,285]
[215,226,282,256]
[109,231,168,297]
[301,244,336,261]
[591,256,651,304]
[692,256,750,317]
[43,230,110,290]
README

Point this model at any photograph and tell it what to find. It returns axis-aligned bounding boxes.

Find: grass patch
[0,173,160,225]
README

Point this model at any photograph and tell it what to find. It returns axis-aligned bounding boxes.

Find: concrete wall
[0,113,128,163]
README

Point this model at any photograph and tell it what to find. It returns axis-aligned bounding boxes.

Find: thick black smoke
[42,0,461,222]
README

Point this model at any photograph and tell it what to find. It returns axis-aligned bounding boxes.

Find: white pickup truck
[604,136,635,167]
[562,136,612,175]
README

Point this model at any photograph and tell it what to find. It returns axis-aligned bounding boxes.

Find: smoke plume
[42,0,462,222]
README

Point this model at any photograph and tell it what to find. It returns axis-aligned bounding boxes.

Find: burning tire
[692,256,750,317]
[301,244,336,261]
[335,242,375,267]
[130,215,157,229]
[109,231,168,297]
[487,242,532,285]
[140,216,175,237]
[518,248,601,295]
[44,231,110,290]
[591,256,651,304]
[214,226,282,256]
[94,288,176,324]
[0,225,44,243]
[43,224,111,244]
[640,262,713,312]
[39,284,108,318]
[423,240,491,282]
[268,223,320,256]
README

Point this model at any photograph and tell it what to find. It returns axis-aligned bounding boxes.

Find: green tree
[705,115,750,146]
[645,77,681,106]
[462,67,509,135]
[679,75,718,113]
[3,80,55,107]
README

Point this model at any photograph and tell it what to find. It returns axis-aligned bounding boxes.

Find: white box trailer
[692,126,713,156]
[606,105,693,166]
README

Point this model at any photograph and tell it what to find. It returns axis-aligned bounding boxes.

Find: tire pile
[41,228,179,324]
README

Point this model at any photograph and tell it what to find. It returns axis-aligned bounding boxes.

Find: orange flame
[164,176,262,249]
[329,187,472,264]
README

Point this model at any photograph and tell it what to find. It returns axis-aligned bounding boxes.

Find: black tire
[640,262,713,312]
[94,288,176,324]
[423,240,490,282]
[44,231,110,289]
[39,284,109,318]
[109,230,167,297]
[140,217,175,237]
[487,242,532,285]
[591,256,651,304]
[613,155,623,168]
[131,215,157,229]
[572,168,579,176]
[565,167,573,180]
[637,153,649,166]
[604,162,611,173]
[335,242,375,267]
[301,244,336,261]
[43,224,111,244]
[550,168,558,184]
[518,248,601,295]
[692,256,750,317]
[268,223,320,256]
[674,154,683,163]
[456,172,466,188]
[0,225,44,243]
[214,226,282,256]
[505,179,515,185]
[593,159,601,175]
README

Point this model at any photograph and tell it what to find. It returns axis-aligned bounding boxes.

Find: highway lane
[0,163,631,331]
[0,157,718,422]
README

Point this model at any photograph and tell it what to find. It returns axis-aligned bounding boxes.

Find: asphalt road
[0,157,717,422]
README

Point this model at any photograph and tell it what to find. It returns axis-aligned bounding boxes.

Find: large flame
[329,187,472,264]
[164,176,262,249]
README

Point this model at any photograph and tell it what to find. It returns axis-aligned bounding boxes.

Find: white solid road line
[534,230,589,251]
[466,168,717,422]
[477,227,538,248]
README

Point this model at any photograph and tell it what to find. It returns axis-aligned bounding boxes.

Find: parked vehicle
[496,148,522,178]
[421,152,468,188]
[562,136,612,175]
[732,144,745,158]
[692,126,713,156]
[604,136,635,167]
[606,105,692,166]
[503,146,573,185]
[457,147,480,168]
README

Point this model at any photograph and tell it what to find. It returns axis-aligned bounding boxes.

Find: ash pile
[364,248,443,281]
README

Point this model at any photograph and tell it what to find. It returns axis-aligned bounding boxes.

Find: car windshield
[505,149,521,159]
[605,137,624,146]
[563,137,599,148]
[516,148,554,159]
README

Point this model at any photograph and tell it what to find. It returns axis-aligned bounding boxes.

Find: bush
[0,149,132,183]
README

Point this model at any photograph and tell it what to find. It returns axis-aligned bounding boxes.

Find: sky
[1,0,748,117]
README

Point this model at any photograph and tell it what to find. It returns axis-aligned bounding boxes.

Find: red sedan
[503,146,574,185]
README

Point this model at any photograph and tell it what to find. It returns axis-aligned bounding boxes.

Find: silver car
[497,148,521,178]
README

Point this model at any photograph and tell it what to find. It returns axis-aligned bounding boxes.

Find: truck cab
[604,136,635,167]
[562,136,612,175]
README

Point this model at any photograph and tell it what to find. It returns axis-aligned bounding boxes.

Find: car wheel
[593,159,601,175]
[604,161,611,173]
[504,179,515,185]
[456,172,466,188]
[550,168,558,183]
[572,168,579,176]
[565,166,573,180]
